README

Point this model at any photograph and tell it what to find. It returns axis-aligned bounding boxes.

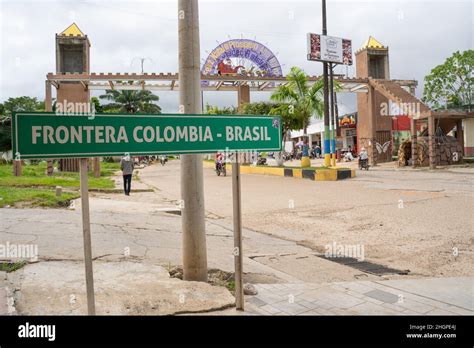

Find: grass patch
[226,280,236,292]
[0,162,118,189]
[168,266,236,293]
[0,187,80,208]
[0,162,120,208]
[0,260,28,273]
[99,162,121,177]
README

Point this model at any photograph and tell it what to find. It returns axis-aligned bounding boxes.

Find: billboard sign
[307,33,353,65]
[12,113,282,159]
[338,112,357,128]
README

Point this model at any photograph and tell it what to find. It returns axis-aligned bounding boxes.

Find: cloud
[0,0,472,114]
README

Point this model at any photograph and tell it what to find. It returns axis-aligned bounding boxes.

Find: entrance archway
[201,39,283,77]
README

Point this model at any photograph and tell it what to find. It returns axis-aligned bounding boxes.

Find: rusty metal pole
[79,158,96,315]
[232,154,244,310]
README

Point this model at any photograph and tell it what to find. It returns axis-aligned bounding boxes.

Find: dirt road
[139,160,474,280]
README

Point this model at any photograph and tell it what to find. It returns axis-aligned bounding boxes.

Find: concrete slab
[0,286,8,315]
[13,261,235,315]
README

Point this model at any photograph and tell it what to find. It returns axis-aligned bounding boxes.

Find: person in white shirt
[344,151,355,161]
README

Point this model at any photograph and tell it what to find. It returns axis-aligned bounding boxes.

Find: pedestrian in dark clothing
[120,154,134,195]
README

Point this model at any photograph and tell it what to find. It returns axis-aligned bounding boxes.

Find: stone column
[367,85,377,166]
[237,84,250,109]
[410,117,417,167]
[13,160,22,176]
[428,115,436,169]
[45,80,54,176]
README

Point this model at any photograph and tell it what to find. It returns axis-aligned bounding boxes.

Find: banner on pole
[307,33,353,65]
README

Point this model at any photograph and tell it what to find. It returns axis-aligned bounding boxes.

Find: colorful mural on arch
[201,39,283,78]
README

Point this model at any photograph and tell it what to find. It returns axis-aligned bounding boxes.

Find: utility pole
[132,57,152,74]
[178,0,208,281]
[322,0,331,167]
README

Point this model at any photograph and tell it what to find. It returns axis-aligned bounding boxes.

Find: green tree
[270,66,325,134]
[240,101,299,165]
[90,96,103,113]
[0,97,45,152]
[99,88,162,114]
[422,50,473,111]
[0,117,11,152]
[2,96,44,116]
[239,101,296,138]
[205,103,237,115]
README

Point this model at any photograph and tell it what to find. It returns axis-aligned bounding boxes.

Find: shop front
[338,112,357,154]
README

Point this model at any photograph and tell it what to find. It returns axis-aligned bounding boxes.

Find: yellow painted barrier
[263,167,285,176]
[301,156,311,167]
[315,170,337,181]
[204,161,354,181]
[293,169,302,178]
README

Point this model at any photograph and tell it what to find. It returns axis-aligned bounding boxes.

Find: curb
[89,188,155,193]
[203,161,355,181]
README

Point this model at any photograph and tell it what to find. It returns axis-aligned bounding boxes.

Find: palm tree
[270,66,324,135]
[99,89,162,114]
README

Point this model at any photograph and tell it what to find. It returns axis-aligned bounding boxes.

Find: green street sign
[12,112,282,159]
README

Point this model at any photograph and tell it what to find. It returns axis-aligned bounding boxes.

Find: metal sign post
[232,154,244,310]
[79,158,96,315]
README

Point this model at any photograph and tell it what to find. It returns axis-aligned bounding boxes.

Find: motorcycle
[257,156,267,165]
[159,155,168,166]
[216,160,226,176]
[282,152,292,161]
[359,158,369,170]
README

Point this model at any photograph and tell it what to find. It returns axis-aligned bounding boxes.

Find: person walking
[120,153,134,196]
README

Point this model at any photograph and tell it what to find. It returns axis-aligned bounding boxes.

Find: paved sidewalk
[0,271,15,315]
[244,277,473,315]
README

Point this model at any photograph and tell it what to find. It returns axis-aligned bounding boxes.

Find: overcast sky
[0,0,472,115]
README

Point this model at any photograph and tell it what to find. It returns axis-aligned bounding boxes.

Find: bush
[0,118,12,152]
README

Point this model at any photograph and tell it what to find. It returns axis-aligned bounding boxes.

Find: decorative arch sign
[201,39,283,78]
